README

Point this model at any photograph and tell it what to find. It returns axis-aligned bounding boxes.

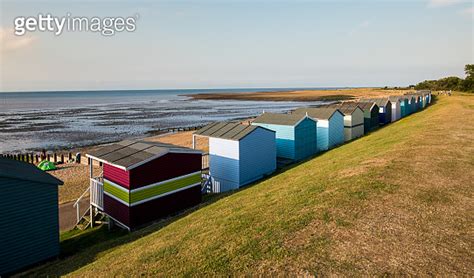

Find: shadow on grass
[27,191,234,276]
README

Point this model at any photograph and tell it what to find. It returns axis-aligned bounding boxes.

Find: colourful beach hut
[252,113,317,161]
[398,97,409,118]
[404,95,416,115]
[0,158,63,276]
[356,102,380,133]
[194,122,276,193]
[418,91,429,108]
[388,96,402,122]
[412,94,423,111]
[361,98,392,125]
[425,90,432,104]
[86,140,202,230]
[326,102,364,141]
[293,107,344,151]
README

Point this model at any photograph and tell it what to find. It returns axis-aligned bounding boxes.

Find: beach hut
[388,96,402,122]
[252,113,317,161]
[194,122,276,193]
[418,91,429,107]
[425,90,432,104]
[412,93,423,111]
[86,140,202,230]
[0,158,63,276]
[361,98,392,125]
[293,107,344,151]
[356,102,380,133]
[326,102,364,141]
[399,96,409,118]
[405,95,416,115]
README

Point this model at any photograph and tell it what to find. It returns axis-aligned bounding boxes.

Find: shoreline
[183,87,410,102]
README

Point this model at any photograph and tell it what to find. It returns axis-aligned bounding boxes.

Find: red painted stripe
[104,163,130,189]
[130,184,201,229]
[129,153,201,189]
[104,194,130,227]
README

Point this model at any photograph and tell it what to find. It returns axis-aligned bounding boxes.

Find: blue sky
[0,0,472,92]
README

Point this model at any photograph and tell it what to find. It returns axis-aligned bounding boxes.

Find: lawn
[24,94,474,276]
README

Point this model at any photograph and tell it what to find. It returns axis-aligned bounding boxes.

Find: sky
[0,0,472,92]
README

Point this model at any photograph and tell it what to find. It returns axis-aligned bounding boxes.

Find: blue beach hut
[252,113,317,161]
[294,107,344,152]
[361,98,392,125]
[194,122,276,193]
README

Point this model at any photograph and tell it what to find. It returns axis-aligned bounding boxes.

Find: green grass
[23,94,474,276]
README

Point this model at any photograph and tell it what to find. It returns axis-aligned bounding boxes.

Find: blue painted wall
[294,118,317,159]
[400,99,408,118]
[316,112,344,151]
[328,112,345,149]
[239,127,276,185]
[0,178,59,275]
[253,117,316,160]
[316,124,329,151]
[209,127,276,192]
[252,123,295,159]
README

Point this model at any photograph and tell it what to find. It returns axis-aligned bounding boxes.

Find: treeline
[415,64,474,92]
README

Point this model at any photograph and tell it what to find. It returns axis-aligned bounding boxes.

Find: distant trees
[414,64,474,93]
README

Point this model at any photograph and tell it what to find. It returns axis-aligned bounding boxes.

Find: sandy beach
[185,87,410,102]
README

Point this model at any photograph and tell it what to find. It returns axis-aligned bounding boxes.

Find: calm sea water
[0,88,333,152]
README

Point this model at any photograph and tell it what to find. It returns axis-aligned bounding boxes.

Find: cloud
[0,27,37,53]
[428,0,464,8]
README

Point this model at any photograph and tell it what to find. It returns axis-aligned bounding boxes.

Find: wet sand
[185,88,410,102]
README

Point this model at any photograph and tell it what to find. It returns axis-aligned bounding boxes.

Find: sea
[0,88,333,153]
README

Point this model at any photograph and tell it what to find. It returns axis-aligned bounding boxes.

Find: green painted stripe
[130,173,201,203]
[104,181,130,204]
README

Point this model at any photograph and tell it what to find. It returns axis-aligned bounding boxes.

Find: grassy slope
[30,95,473,276]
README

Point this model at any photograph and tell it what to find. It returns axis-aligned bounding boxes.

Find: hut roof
[324,102,362,115]
[361,98,391,107]
[293,107,341,120]
[253,113,312,126]
[388,96,403,103]
[86,140,201,170]
[0,157,63,185]
[194,122,272,141]
[356,101,378,111]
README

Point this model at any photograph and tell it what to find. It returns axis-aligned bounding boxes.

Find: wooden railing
[73,188,90,225]
[202,153,209,170]
[90,177,104,210]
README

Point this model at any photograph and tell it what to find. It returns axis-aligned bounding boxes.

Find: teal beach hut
[252,113,317,161]
[0,158,63,276]
[405,95,416,115]
[293,107,344,152]
[398,97,409,118]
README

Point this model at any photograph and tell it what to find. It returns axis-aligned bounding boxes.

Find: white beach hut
[388,96,402,122]
[325,102,364,141]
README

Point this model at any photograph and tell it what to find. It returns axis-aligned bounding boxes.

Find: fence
[1,125,210,166]
[0,152,76,164]
[152,125,206,135]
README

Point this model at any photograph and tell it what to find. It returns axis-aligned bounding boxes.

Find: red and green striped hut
[86,140,202,230]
